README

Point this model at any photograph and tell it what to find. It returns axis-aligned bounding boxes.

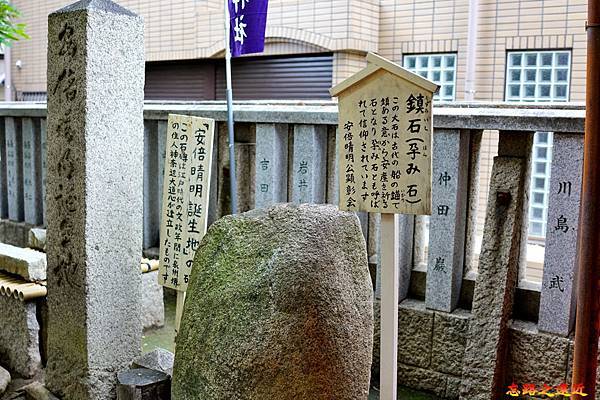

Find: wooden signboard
[158,114,215,293]
[331,53,438,400]
[331,52,437,216]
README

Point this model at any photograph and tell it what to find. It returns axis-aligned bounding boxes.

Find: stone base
[0,295,41,378]
[141,270,164,330]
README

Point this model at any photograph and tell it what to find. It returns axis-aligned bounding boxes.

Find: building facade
[10,0,587,103]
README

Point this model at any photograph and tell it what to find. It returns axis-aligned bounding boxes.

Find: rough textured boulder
[173,203,373,400]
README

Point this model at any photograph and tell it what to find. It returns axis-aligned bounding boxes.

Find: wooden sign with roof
[330,52,439,215]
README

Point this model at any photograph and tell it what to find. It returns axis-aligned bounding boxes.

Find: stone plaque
[158,114,215,291]
[538,133,583,336]
[331,53,436,215]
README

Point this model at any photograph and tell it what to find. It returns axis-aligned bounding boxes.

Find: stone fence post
[45,1,145,398]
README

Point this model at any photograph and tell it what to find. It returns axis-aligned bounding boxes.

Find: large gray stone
[371,299,381,387]
[141,270,164,330]
[538,134,583,336]
[0,295,41,378]
[45,1,145,398]
[459,146,530,399]
[426,129,470,312]
[0,243,46,281]
[173,203,373,400]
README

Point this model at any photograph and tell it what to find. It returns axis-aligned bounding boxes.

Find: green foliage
[0,1,28,46]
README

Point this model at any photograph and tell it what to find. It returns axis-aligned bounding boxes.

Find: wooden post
[380,213,399,400]
[175,291,186,335]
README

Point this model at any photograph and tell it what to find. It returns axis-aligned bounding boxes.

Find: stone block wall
[373,299,470,399]
[373,299,600,399]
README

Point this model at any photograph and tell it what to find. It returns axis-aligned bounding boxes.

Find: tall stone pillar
[45,1,145,398]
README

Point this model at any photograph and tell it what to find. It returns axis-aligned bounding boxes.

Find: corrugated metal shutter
[145,61,215,101]
[216,53,333,100]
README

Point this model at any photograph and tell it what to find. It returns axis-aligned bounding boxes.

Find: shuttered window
[145,61,216,101]
[216,53,333,100]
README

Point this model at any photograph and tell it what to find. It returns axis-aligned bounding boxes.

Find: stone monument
[45,1,145,398]
[173,204,373,400]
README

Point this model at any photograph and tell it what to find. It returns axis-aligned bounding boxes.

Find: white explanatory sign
[158,114,215,292]
[331,52,437,216]
[331,52,438,400]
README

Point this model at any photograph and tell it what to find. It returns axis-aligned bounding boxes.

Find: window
[529,132,554,237]
[403,53,457,101]
[505,50,571,239]
[505,50,571,102]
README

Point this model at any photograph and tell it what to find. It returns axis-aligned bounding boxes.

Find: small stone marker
[538,134,583,336]
[460,133,532,400]
[143,121,160,249]
[158,114,215,292]
[6,117,23,221]
[331,52,437,400]
[0,120,7,219]
[291,124,327,204]
[254,123,288,207]
[41,119,48,227]
[157,120,167,218]
[426,129,470,312]
[45,1,145,398]
[22,118,43,226]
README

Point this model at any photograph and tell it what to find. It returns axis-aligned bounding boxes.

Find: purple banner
[229,0,268,57]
